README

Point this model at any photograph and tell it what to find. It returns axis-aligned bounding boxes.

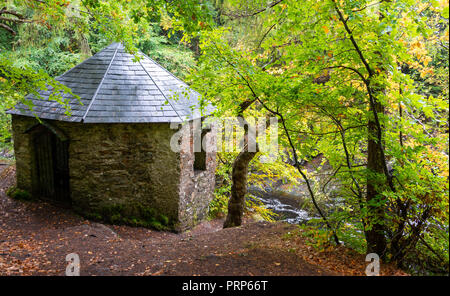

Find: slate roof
[7,43,212,123]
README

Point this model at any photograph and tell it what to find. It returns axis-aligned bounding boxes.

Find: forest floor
[0,162,407,276]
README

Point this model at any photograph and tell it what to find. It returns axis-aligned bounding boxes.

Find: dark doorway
[33,126,70,205]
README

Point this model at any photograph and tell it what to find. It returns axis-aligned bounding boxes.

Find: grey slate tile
[7,42,212,123]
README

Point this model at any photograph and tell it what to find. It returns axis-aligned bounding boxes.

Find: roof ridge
[82,43,120,122]
[8,43,212,123]
[140,52,205,120]
[140,52,203,101]
[140,52,191,89]
[17,43,118,103]
[137,54,183,122]
[56,43,118,80]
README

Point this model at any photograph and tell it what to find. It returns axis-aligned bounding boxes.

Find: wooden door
[34,128,70,204]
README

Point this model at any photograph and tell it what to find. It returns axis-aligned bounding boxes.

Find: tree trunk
[223,149,257,228]
[366,98,388,257]
[223,100,259,229]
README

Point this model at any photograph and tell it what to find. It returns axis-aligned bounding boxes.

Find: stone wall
[11,115,216,231]
[11,116,179,229]
[177,121,216,231]
[11,116,34,193]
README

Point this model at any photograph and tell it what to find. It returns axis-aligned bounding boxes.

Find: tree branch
[0,22,15,35]
[223,0,285,19]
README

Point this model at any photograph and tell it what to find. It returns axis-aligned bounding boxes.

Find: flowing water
[248,186,315,224]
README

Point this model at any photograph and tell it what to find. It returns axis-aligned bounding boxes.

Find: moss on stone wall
[79,202,171,231]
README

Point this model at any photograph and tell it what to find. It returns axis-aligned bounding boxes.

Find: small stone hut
[7,43,216,231]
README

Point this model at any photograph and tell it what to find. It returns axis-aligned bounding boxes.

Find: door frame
[25,121,71,206]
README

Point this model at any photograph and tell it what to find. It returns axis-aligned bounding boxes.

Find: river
[248,186,315,224]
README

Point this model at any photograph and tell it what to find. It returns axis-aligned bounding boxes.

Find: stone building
[7,43,216,231]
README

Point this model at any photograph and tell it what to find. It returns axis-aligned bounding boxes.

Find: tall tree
[190,0,449,265]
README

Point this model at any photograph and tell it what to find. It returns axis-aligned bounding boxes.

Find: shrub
[6,186,34,201]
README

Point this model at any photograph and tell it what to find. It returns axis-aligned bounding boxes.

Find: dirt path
[0,164,406,276]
